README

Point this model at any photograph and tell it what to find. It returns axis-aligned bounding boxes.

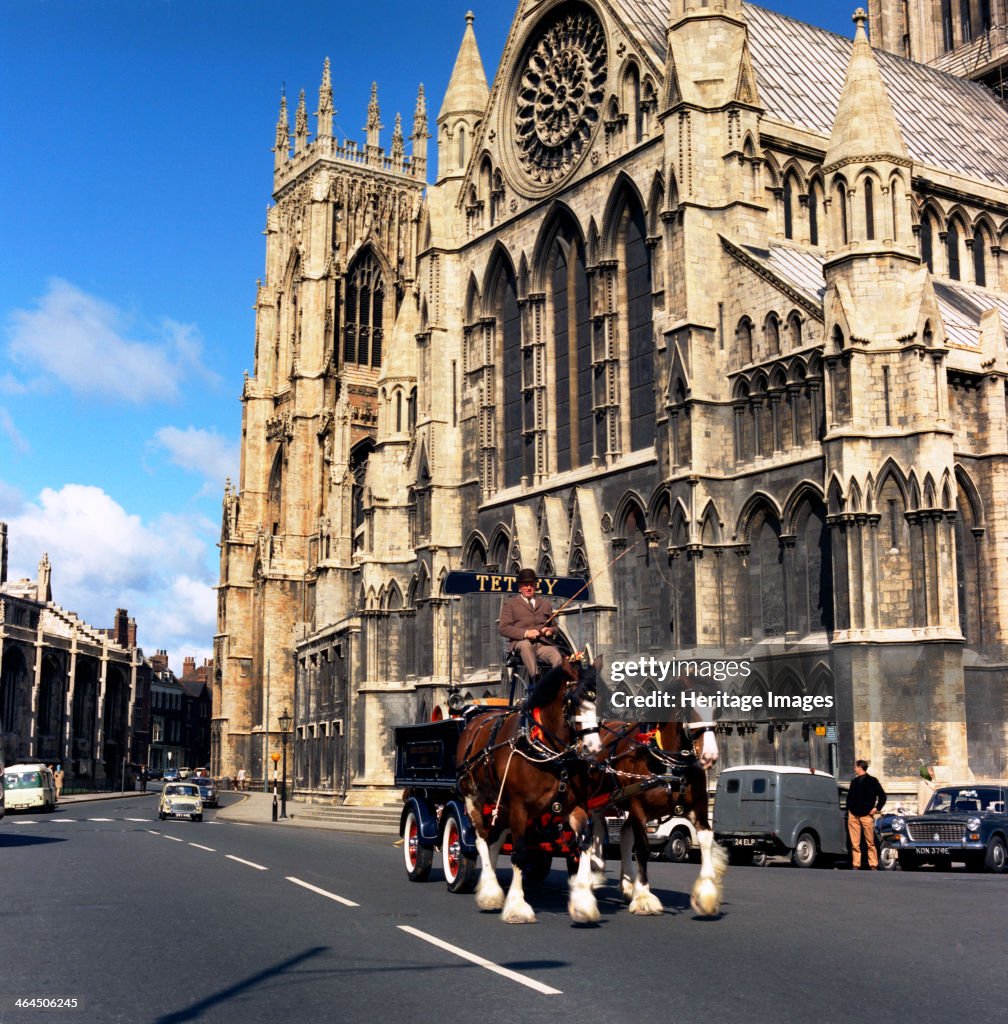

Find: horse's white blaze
[691,828,726,917]
[501,864,536,924]
[575,699,602,754]
[568,846,601,924]
[699,729,719,768]
[473,832,506,911]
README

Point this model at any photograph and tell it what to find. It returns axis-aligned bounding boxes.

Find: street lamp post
[278,707,292,819]
[271,751,280,822]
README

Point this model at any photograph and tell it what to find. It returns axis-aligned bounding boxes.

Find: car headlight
[890,817,904,832]
[967,817,981,832]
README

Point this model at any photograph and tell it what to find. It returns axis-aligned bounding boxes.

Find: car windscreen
[926,787,1007,814]
[165,785,199,797]
[4,772,41,789]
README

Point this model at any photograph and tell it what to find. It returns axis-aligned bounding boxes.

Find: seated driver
[498,568,564,702]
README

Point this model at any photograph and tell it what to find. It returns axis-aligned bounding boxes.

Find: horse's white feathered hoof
[629,890,664,916]
[568,889,601,924]
[620,877,634,902]
[476,878,505,911]
[690,876,722,917]
[502,898,537,924]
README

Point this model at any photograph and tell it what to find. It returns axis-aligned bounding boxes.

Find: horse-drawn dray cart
[393,569,726,922]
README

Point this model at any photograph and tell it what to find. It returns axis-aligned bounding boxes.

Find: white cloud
[151,425,239,490]
[2,484,216,670]
[5,279,217,403]
[0,407,30,455]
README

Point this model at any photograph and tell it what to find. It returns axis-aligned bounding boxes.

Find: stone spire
[294,89,309,155]
[437,12,489,123]
[824,9,909,173]
[823,9,914,256]
[365,82,383,151]
[316,57,333,140]
[391,112,404,164]
[411,84,430,177]
[274,89,289,170]
[437,12,489,181]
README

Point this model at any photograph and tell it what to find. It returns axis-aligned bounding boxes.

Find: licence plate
[915,846,953,856]
[729,837,757,846]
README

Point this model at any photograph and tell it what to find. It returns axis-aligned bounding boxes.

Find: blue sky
[0,0,853,671]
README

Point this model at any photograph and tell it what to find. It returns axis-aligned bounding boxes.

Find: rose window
[511,3,607,188]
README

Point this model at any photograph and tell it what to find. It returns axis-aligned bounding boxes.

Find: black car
[879,784,1007,872]
[191,776,218,808]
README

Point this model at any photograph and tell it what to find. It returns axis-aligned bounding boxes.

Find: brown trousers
[847,812,878,868]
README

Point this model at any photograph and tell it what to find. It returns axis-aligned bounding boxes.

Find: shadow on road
[155,947,329,1024]
[0,833,67,848]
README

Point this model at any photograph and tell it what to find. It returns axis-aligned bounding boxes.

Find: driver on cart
[498,567,564,706]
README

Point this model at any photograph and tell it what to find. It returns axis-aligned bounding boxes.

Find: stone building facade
[215,1,1008,802]
[0,523,150,787]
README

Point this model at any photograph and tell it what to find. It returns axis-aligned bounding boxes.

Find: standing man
[53,764,64,802]
[847,759,886,870]
[498,568,564,696]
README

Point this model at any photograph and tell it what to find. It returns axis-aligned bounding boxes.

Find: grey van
[713,765,847,867]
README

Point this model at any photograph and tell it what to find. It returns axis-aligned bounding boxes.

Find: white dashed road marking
[189,843,216,852]
[397,925,562,995]
[226,855,268,871]
[285,876,359,907]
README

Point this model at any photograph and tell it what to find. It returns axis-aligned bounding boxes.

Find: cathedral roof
[743,4,1008,186]
[735,240,1008,351]
[605,1,1008,186]
[438,12,490,122]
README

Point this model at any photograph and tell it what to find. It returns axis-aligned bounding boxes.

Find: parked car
[191,776,218,808]
[878,783,1007,873]
[713,765,848,867]
[2,763,57,813]
[606,811,697,862]
[162,768,180,783]
[158,782,203,821]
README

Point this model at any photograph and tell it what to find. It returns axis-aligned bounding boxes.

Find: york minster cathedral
[213,0,1008,800]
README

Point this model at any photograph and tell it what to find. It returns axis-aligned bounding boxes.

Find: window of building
[343,249,385,368]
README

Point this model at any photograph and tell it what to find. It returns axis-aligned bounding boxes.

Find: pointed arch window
[808,180,821,246]
[491,260,526,488]
[748,508,785,639]
[947,221,961,280]
[549,226,592,472]
[783,178,794,239]
[864,179,875,240]
[343,250,385,368]
[920,216,934,271]
[620,197,655,451]
[973,231,987,287]
[835,182,848,245]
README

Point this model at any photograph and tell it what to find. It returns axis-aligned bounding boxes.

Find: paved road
[1,793,1003,1024]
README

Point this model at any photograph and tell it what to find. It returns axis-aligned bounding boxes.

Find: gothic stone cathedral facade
[214,1,1008,801]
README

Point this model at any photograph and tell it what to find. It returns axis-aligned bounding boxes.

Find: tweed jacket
[498,593,556,645]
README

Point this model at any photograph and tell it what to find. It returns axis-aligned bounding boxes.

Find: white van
[3,763,57,813]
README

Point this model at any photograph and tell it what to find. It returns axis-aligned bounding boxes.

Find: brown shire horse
[456,656,603,924]
[590,719,726,916]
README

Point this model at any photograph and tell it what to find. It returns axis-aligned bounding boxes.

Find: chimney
[114,608,129,646]
[183,656,196,679]
[150,649,169,673]
[127,617,137,649]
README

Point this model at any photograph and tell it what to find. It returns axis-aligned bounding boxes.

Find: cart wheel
[442,813,477,893]
[403,808,433,882]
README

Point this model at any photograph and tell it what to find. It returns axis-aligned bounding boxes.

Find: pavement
[214,789,401,834]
